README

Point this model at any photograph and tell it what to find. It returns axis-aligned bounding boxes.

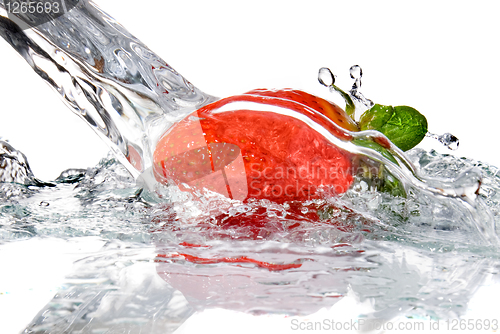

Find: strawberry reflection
[151,200,375,314]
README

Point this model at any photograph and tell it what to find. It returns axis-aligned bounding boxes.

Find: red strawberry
[245,88,359,133]
[153,89,357,203]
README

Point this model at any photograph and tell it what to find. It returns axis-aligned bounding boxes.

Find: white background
[1,1,500,333]
[1,0,500,180]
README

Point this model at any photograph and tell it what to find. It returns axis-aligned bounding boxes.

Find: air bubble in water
[426,132,460,150]
[318,67,335,87]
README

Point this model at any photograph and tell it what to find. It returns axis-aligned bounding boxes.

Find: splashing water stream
[0,0,216,178]
[1,1,500,333]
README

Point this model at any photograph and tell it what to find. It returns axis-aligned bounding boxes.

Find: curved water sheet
[1,1,500,334]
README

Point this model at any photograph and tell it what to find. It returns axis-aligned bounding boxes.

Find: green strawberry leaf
[359,104,428,151]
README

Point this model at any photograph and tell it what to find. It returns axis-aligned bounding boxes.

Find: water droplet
[426,132,460,150]
[349,65,363,92]
[348,65,374,111]
[318,67,335,87]
[349,65,363,80]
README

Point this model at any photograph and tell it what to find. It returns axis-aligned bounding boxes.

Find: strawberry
[245,89,359,132]
[153,89,357,203]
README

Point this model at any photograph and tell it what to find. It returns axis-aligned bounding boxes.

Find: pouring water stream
[0,0,216,179]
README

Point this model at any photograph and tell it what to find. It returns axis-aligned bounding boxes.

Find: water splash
[318,66,356,118]
[1,147,500,328]
[349,64,374,112]
[317,68,477,195]
[0,140,52,187]
[426,132,460,150]
[318,65,374,119]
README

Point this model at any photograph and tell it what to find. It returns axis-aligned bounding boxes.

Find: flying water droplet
[349,65,363,89]
[348,65,374,112]
[318,67,335,87]
[426,132,460,150]
[318,67,356,118]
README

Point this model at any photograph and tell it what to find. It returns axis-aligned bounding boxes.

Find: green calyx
[319,67,428,152]
[359,104,428,151]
